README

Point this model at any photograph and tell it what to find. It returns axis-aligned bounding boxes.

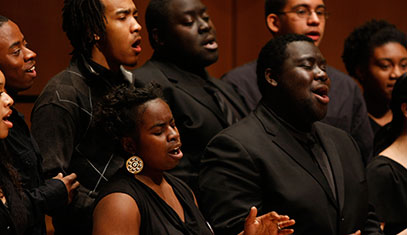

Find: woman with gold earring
[92,83,295,235]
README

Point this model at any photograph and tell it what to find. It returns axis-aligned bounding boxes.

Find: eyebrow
[9,40,21,50]
[148,118,174,130]
[149,123,165,130]
[115,8,138,15]
[182,6,207,15]
[291,4,326,9]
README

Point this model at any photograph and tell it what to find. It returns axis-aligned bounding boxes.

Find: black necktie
[205,85,239,126]
[309,139,337,200]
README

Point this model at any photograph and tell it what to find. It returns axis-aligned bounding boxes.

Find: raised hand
[241,207,295,235]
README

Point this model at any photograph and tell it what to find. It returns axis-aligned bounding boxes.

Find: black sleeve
[198,133,262,235]
[25,179,68,216]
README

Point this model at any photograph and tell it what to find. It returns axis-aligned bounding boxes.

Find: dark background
[1,0,406,123]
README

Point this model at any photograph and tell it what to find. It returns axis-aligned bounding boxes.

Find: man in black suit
[222,0,373,165]
[199,34,382,235]
[133,0,248,191]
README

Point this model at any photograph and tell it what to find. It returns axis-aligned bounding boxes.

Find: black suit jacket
[132,58,248,191]
[199,101,381,235]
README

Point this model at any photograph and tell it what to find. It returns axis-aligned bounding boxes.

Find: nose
[390,65,404,79]
[23,46,37,62]
[307,11,321,25]
[315,66,328,82]
[2,92,14,107]
[131,17,142,33]
[198,17,211,34]
[168,126,180,142]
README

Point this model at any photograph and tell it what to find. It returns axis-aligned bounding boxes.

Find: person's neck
[365,92,390,120]
[264,99,313,132]
[154,52,207,78]
[136,169,165,186]
[91,47,121,73]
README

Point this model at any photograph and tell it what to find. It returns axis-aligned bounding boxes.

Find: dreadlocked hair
[62,0,106,59]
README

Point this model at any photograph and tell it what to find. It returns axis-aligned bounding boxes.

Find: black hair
[342,19,407,80]
[265,0,287,18]
[0,140,29,235]
[257,34,314,96]
[62,0,106,59]
[0,15,9,26]
[374,73,407,155]
[145,0,171,49]
[94,82,164,154]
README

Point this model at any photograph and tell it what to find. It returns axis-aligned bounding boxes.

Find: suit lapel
[256,104,338,208]
[315,123,345,211]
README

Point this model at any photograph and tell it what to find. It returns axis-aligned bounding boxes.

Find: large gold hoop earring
[126,156,144,174]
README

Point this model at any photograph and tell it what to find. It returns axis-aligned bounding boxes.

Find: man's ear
[355,67,365,83]
[266,13,281,34]
[152,28,164,47]
[121,137,137,154]
[265,68,278,87]
[401,103,407,118]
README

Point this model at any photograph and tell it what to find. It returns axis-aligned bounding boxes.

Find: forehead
[168,0,205,16]
[101,0,136,15]
[0,21,23,48]
[140,99,172,124]
[285,40,323,61]
[283,0,325,9]
[372,42,407,58]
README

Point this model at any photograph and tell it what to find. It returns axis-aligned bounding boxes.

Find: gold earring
[126,156,144,174]
[94,34,100,41]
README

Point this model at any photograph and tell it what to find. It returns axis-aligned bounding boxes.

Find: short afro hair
[342,19,407,80]
[257,34,314,96]
[94,82,164,154]
[265,0,287,18]
[0,15,9,27]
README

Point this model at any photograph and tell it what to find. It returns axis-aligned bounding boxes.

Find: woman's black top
[95,171,213,235]
[367,156,407,234]
[0,201,15,235]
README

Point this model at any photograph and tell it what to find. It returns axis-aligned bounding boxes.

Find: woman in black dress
[92,83,295,235]
[367,73,407,234]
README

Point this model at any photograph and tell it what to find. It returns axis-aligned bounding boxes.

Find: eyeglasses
[277,6,329,20]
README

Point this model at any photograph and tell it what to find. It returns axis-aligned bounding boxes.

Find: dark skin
[360,42,407,127]
[0,20,80,203]
[264,40,330,132]
[92,98,295,235]
[152,0,219,77]
[262,40,364,235]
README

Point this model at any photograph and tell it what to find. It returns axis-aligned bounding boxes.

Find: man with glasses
[223,0,373,165]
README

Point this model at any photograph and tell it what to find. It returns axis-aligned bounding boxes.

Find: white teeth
[27,66,35,72]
